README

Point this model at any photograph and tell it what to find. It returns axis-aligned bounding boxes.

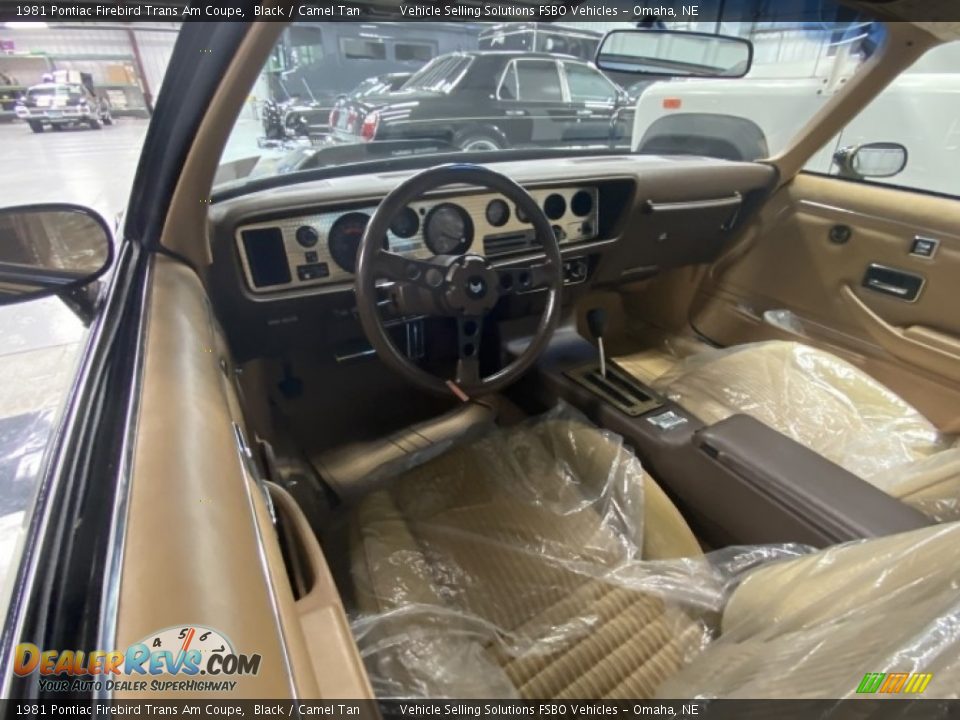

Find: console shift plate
[565,362,664,417]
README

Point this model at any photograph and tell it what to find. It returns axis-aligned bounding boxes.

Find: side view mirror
[834,142,908,180]
[0,204,113,306]
[596,29,753,78]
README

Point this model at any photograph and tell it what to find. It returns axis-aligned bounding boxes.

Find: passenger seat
[617,340,960,521]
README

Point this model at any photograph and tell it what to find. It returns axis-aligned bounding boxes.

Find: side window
[805,39,960,198]
[340,37,386,61]
[498,62,518,100]
[565,63,616,102]
[395,42,435,62]
[516,61,562,102]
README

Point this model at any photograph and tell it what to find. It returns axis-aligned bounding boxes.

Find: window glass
[804,40,960,198]
[516,61,562,102]
[498,62,518,100]
[395,43,434,62]
[565,63,616,102]
[340,37,386,61]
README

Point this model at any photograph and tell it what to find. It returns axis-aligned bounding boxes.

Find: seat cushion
[659,521,960,698]
[347,416,708,698]
[637,341,957,513]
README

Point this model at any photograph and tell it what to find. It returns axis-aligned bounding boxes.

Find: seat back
[659,522,960,698]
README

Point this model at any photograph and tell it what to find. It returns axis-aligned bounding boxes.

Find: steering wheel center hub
[445,254,500,314]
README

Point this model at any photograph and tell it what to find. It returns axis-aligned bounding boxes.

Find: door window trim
[560,59,619,103]
[496,58,567,103]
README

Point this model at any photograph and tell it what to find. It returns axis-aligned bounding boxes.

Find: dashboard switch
[297,262,330,281]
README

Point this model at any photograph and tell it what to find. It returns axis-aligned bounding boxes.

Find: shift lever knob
[585,308,608,378]
[586,308,607,340]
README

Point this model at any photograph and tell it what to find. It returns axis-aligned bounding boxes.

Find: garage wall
[0,23,179,98]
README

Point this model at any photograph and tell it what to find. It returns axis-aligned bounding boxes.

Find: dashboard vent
[483,230,537,256]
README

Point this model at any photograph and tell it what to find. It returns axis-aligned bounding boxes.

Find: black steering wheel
[355,164,563,397]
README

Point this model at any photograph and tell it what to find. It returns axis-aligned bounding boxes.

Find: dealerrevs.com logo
[14,625,261,693]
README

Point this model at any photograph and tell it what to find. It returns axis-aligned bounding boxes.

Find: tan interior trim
[768,22,938,184]
[159,20,287,268]
[268,483,375,699]
[840,285,960,385]
[116,254,371,699]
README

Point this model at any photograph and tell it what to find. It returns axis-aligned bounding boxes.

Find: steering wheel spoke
[455,315,483,386]
[375,249,443,291]
[495,260,555,296]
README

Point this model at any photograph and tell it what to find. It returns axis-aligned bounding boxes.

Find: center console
[509,327,932,548]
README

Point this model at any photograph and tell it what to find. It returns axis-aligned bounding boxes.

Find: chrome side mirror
[0,204,113,305]
[834,142,908,180]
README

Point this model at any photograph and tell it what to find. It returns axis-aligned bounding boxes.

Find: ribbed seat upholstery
[347,417,706,698]
[347,412,960,699]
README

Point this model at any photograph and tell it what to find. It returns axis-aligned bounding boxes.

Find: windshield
[27,85,82,99]
[216,11,878,191]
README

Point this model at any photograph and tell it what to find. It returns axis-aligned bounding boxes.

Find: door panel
[114,256,372,699]
[691,172,960,432]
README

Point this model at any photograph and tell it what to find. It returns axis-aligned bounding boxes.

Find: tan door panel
[114,255,372,699]
[692,172,960,431]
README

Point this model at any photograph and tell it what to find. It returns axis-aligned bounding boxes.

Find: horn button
[445,255,501,315]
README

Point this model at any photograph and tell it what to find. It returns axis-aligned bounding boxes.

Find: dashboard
[235,186,600,293]
[208,155,778,362]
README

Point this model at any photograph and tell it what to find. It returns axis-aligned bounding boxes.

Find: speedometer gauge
[328,211,370,273]
[424,203,473,256]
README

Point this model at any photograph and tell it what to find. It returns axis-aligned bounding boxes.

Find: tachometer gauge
[328,211,370,273]
[424,203,473,256]
[389,206,420,239]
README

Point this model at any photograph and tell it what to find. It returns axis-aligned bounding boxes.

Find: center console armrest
[695,414,932,542]
[509,327,933,547]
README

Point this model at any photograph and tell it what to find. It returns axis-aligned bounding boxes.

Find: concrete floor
[0,117,152,598]
[0,115,279,591]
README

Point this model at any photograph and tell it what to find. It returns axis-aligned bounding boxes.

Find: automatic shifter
[586,308,607,379]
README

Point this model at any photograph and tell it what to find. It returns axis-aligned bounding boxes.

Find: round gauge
[424,203,473,255]
[328,211,370,273]
[485,199,510,227]
[516,203,529,224]
[571,190,594,217]
[137,625,235,666]
[544,193,567,221]
[295,225,320,248]
[390,206,420,239]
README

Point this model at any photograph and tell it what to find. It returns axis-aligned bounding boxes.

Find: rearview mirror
[834,142,908,180]
[596,29,753,78]
[0,204,113,305]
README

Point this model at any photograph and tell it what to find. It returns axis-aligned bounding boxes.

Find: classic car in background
[291,72,413,142]
[15,70,112,132]
[332,50,634,151]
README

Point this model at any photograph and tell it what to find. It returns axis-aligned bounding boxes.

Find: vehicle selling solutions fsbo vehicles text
[398,4,699,17]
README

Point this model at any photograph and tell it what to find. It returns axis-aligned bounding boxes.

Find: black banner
[3,0,960,23]
[2,700,959,719]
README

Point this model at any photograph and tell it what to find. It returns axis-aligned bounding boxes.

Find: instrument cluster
[235,186,599,294]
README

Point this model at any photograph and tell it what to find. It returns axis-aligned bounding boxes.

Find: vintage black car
[294,72,413,140]
[332,51,634,151]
